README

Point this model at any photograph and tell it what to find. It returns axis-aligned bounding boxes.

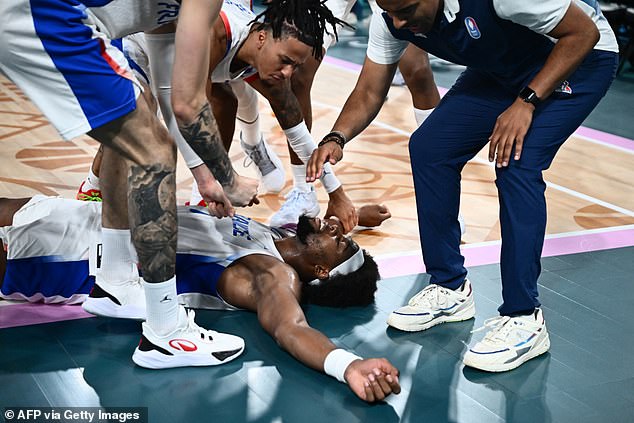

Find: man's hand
[488,99,534,168]
[190,164,234,217]
[357,204,391,228]
[223,174,260,207]
[345,358,401,402]
[306,141,343,182]
[325,187,357,233]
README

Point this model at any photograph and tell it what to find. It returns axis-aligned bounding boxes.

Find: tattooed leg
[128,164,177,283]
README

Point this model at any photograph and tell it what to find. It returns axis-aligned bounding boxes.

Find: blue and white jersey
[210,0,258,83]
[0,197,284,308]
[85,0,182,39]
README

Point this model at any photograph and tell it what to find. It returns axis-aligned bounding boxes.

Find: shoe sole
[132,345,245,369]
[462,332,551,372]
[387,301,476,332]
[82,297,146,321]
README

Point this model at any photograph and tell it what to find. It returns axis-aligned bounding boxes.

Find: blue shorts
[0,0,140,140]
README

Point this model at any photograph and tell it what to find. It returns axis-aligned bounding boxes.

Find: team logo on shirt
[464,17,481,39]
[555,80,573,95]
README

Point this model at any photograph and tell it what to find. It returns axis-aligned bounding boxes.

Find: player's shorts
[0,196,101,304]
[0,0,141,140]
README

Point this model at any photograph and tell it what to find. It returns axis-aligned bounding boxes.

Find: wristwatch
[519,86,540,106]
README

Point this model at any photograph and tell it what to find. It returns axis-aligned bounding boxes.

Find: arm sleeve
[492,0,571,35]
[366,11,409,65]
[144,32,204,169]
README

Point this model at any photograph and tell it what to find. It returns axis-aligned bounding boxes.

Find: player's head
[294,215,380,307]
[377,0,440,34]
[250,0,350,81]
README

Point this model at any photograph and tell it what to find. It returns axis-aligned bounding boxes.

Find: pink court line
[377,227,634,279]
[0,303,93,330]
[322,56,634,148]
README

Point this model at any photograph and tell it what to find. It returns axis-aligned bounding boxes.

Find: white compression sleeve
[145,32,204,169]
[283,121,341,193]
[230,80,261,146]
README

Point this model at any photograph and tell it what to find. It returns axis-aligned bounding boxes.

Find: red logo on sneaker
[169,339,198,352]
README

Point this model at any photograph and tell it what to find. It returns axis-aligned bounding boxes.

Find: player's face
[256,34,311,83]
[298,216,359,267]
[377,0,440,34]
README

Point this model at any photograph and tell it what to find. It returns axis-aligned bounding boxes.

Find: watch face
[520,87,539,105]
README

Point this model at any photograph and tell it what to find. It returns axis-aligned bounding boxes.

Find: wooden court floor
[1,62,633,259]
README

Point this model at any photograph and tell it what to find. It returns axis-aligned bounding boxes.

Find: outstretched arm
[219,256,400,402]
[306,57,397,181]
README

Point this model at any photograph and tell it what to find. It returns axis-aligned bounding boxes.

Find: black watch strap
[519,86,540,106]
[318,131,346,149]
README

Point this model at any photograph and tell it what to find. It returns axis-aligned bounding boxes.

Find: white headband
[309,245,365,285]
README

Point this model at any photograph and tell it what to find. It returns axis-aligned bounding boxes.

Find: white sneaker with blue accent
[463,308,550,372]
[269,186,320,228]
[387,279,475,332]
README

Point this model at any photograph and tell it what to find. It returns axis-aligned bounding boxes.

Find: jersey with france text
[0,197,285,309]
[85,0,181,39]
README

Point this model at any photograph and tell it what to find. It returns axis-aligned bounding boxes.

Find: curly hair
[300,249,380,307]
[252,0,353,60]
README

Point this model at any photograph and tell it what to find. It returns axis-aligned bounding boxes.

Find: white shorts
[0,0,141,140]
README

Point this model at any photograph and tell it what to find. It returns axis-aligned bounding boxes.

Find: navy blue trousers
[409,50,618,315]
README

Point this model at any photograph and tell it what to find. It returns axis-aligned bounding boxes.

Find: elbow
[172,96,205,126]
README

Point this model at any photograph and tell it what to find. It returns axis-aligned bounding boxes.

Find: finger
[496,135,513,167]
[207,202,218,217]
[501,133,516,167]
[368,373,386,401]
[514,134,524,161]
[385,374,401,394]
[488,122,500,161]
[373,369,392,395]
[364,381,375,403]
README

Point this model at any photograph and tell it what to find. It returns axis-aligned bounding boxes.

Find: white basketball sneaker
[387,279,475,332]
[269,186,320,228]
[133,308,245,369]
[82,277,146,320]
[463,308,550,372]
[241,135,285,194]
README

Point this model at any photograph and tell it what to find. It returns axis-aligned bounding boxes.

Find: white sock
[99,228,138,285]
[238,115,261,147]
[144,277,180,336]
[190,181,203,205]
[292,165,310,192]
[84,167,100,191]
[414,107,435,127]
[234,81,261,146]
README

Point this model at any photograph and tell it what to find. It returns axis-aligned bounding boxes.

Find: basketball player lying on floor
[0,196,398,402]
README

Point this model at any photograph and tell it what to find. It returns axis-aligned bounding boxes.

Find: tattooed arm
[171,0,258,207]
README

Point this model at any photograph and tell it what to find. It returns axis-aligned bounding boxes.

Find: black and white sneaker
[132,308,245,369]
[82,277,146,320]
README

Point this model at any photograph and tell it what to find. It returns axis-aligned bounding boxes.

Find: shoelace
[183,310,215,342]
[471,316,541,345]
[278,188,309,212]
[408,284,452,308]
[242,140,275,174]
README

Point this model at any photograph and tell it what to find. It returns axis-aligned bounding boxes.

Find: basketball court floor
[1,42,634,422]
